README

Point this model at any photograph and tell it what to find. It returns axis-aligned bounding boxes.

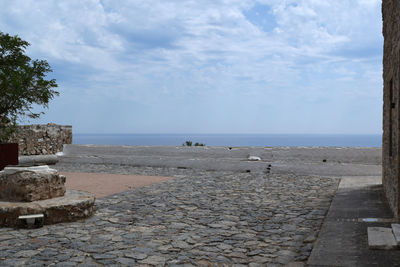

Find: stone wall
[382,0,400,219]
[9,124,72,156]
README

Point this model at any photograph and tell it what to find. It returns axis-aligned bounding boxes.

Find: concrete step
[368,227,397,250]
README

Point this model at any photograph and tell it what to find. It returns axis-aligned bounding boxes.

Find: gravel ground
[58,145,382,176]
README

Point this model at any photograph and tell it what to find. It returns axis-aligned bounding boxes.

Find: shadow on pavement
[308,178,400,267]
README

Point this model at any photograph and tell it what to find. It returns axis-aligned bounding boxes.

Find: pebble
[0,163,339,266]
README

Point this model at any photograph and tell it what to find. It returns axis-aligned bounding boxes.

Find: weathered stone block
[0,166,66,202]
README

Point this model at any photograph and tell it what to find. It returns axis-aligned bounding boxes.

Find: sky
[0,0,383,134]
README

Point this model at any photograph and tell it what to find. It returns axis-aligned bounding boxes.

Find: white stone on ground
[247,156,261,161]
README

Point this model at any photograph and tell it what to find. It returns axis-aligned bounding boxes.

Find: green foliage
[0,32,58,143]
[183,140,192,146]
[182,140,205,146]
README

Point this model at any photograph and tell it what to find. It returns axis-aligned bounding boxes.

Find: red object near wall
[0,143,19,171]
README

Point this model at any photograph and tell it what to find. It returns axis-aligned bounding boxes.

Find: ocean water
[73,133,382,147]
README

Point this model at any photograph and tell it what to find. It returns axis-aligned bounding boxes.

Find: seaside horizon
[72,133,382,148]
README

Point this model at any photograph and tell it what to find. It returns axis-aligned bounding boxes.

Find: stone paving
[0,163,339,266]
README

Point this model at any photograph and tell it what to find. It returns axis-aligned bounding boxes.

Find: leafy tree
[0,32,58,143]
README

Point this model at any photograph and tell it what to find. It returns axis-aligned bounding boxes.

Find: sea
[73,133,382,147]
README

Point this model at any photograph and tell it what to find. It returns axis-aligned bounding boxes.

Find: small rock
[172,241,190,249]
[15,250,40,258]
[218,243,233,250]
[116,257,135,267]
[248,156,261,161]
[140,255,166,266]
[247,249,262,256]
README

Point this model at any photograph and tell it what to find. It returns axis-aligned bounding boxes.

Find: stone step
[368,227,397,250]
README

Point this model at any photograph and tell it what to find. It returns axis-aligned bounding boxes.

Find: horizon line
[73,132,382,136]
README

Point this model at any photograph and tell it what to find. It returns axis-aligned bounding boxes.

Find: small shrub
[182,140,206,146]
[183,140,192,146]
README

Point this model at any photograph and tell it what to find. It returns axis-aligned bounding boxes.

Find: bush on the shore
[183,141,192,146]
[182,140,205,147]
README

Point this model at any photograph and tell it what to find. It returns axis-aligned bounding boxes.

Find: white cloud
[0,0,383,133]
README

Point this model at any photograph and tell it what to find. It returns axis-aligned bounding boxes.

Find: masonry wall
[382,0,400,219]
[9,124,72,155]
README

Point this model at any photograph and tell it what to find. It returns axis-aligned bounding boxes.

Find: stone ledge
[0,190,95,227]
[368,227,397,250]
[18,155,59,166]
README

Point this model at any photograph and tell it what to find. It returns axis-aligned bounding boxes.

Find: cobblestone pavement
[0,163,339,266]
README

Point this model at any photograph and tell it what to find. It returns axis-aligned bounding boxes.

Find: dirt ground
[61,172,173,198]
